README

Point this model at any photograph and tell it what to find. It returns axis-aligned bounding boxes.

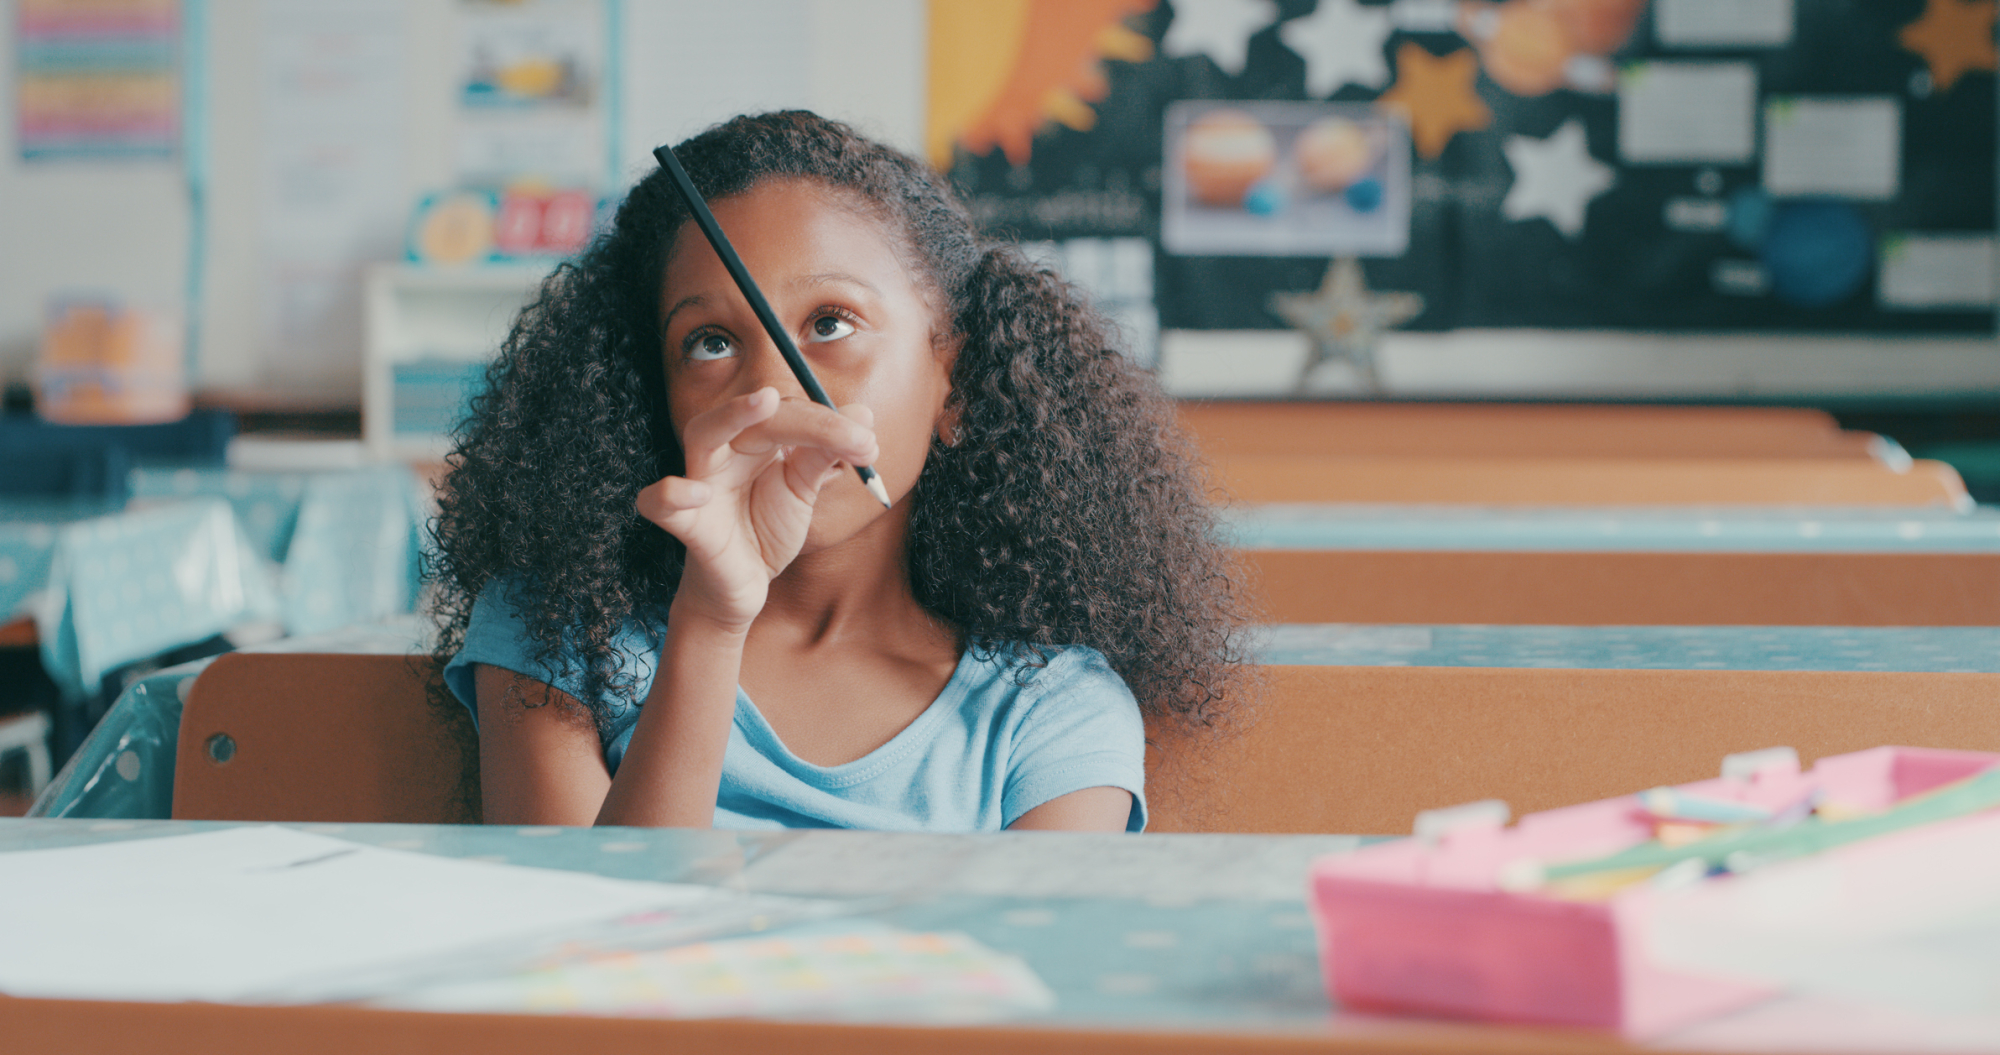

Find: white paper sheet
[1879,234,1997,310]
[0,827,721,1003]
[1655,0,1793,47]
[1618,62,1758,164]
[1764,97,1902,200]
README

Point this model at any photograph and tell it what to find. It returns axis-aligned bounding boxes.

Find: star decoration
[1269,258,1425,392]
[1161,0,1278,77]
[1374,43,1492,159]
[1501,118,1615,238]
[1899,0,1998,93]
[1279,0,1394,96]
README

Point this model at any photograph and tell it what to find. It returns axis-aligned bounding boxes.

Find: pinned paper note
[1763,97,1902,200]
[1618,62,1758,164]
[1655,0,1794,47]
[1879,234,1998,310]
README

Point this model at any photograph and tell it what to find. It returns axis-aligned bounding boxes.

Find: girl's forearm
[594,601,747,827]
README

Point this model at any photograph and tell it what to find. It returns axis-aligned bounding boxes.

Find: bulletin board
[929,0,1998,337]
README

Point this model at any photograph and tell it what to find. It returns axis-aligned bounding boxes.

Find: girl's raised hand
[635,387,878,630]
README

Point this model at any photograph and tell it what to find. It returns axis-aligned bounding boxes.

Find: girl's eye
[686,332,737,361]
[805,312,855,343]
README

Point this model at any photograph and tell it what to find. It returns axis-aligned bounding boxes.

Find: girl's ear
[935,399,963,448]
[931,327,965,448]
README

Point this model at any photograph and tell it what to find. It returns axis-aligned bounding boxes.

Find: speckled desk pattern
[0,818,1355,1030]
[1227,504,2000,552]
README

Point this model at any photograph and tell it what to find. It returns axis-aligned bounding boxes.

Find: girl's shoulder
[961,640,1139,722]
[443,577,660,717]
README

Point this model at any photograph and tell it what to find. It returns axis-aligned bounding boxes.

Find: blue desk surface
[7,818,1996,1051]
[0,818,1358,1032]
[1256,624,2000,672]
[1228,504,2000,552]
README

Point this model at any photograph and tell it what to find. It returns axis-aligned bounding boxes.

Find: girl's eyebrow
[791,272,880,296]
[661,274,877,332]
[661,293,705,331]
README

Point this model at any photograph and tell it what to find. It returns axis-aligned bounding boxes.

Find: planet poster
[1163,101,1413,256]
[927,0,1997,337]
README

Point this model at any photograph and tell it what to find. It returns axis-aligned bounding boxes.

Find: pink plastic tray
[1307,745,2000,1038]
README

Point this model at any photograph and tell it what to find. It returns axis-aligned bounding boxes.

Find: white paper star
[1269,258,1424,392]
[1501,118,1616,239]
[1279,0,1395,96]
[1162,0,1279,77]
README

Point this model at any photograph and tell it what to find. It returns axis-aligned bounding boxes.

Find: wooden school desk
[1230,505,2000,625]
[1207,454,1968,507]
[1176,401,1884,461]
[6,816,1997,1055]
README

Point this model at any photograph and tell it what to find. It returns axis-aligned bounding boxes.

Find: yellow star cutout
[1900,0,1997,93]
[1375,43,1492,159]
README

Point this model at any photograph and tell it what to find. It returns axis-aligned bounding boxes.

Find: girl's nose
[739,335,806,400]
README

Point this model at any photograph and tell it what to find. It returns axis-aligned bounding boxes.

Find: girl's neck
[752,505,950,657]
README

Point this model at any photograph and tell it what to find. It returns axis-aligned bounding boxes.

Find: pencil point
[864,474,892,508]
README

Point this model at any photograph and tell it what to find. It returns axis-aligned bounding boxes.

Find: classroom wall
[2,1,1994,404]
[0,0,924,401]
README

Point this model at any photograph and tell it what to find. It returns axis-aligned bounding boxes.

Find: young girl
[430,111,1249,831]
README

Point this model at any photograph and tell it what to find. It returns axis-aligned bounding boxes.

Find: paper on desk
[1640,809,2000,1018]
[0,827,759,1003]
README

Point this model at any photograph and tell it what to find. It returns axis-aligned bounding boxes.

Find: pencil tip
[864,474,892,508]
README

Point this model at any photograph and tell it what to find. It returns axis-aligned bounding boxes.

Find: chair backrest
[171,653,2000,837]
[172,653,476,824]
[1146,665,2000,834]
[1243,549,2000,626]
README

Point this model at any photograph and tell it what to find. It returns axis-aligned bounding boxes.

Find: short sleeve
[1001,647,1149,831]
[442,580,652,730]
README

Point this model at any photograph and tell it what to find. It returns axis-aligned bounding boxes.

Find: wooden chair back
[1242,549,2000,626]
[169,654,2000,837]
[172,653,477,824]
[1147,665,2000,834]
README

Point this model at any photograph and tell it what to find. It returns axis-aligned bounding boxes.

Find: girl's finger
[635,475,714,528]
[736,398,878,466]
[681,387,784,470]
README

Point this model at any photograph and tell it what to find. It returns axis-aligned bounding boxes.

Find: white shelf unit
[362,263,552,461]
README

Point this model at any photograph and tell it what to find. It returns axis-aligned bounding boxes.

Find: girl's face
[658,178,955,552]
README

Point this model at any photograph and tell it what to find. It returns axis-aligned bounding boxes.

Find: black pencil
[652,143,893,508]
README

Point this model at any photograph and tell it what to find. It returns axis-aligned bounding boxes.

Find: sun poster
[928,0,1997,337]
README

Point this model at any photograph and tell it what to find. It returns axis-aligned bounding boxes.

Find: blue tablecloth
[130,465,427,636]
[1228,504,2000,552]
[0,497,279,701]
[36,619,2000,823]
[0,465,428,702]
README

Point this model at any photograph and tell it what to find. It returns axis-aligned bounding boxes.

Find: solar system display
[928,0,1996,336]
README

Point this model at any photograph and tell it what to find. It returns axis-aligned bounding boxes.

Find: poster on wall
[258,0,407,393]
[14,0,180,160]
[453,0,607,187]
[929,0,1998,344]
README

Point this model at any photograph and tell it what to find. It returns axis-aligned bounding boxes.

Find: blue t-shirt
[443,585,1148,832]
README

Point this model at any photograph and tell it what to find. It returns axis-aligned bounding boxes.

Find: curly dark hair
[428,110,1255,747]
